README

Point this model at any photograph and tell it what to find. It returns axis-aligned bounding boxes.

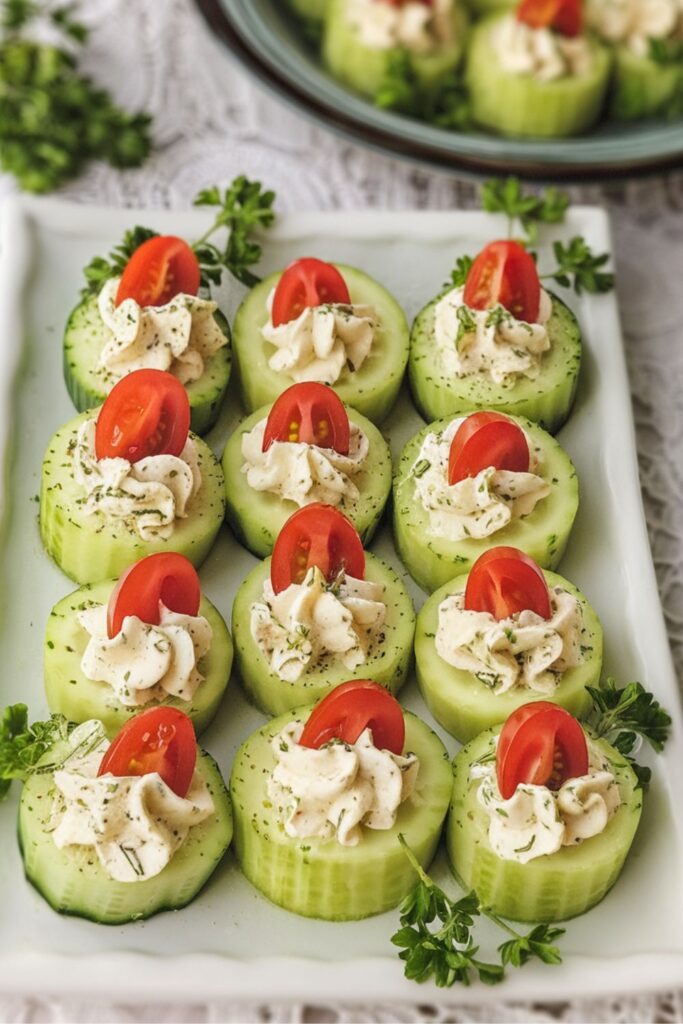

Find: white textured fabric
[1,0,682,1019]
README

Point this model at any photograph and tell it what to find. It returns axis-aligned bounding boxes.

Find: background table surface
[0,1,682,1021]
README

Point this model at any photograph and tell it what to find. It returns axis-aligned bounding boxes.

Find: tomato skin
[463,240,541,323]
[496,701,589,799]
[516,0,582,37]
[271,258,351,327]
[107,552,201,638]
[448,412,530,484]
[94,368,190,463]
[262,382,350,455]
[465,546,552,621]
[98,706,197,798]
[270,503,365,594]
[116,236,201,308]
[299,680,405,754]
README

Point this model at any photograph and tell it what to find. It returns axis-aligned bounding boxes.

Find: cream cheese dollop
[267,721,419,846]
[72,417,201,541]
[250,566,386,682]
[585,0,681,56]
[77,601,212,707]
[345,0,455,53]
[491,14,594,81]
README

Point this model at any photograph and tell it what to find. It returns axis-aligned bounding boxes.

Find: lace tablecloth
[1,1,682,1021]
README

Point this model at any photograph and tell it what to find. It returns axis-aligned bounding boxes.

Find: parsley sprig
[481,177,570,244]
[81,226,158,300]
[0,703,73,798]
[375,50,471,130]
[540,237,614,296]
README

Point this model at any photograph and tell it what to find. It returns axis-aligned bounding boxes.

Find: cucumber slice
[232,552,415,715]
[466,15,611,137]
[393,413,578,593]
[40,411,226,585]
[222,403,392,558]
[19,746,233,924]
[232,264,409,424]
[447,728,642,921]
[63,294,232,437]
[609,45,681,120]
[409,291,582,434]
[230,707,451,919]
[415,570,602,743]
[44,579,233,737]
[322,0,469,99]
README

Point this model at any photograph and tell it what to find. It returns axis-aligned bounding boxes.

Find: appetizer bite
[415,547,602,742]
[232,504,415,715]
[231,257,409,423]
[19,707,233,923]
[230,680,452,919]
[40,369,226,584]
[44,553,232,736]
[222,382,392,558]
[393,410,578,592]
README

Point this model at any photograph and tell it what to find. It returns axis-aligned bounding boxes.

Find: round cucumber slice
[415,570,602,743]
[231,264,409,424]
[409,291,582,434]
[222,402,392,558]
[447,727,642,922]
[466,15,611,137]
[322,0,469,99]
[63,294,232,437]
[19,746,233,924]
[44,579,233,737]
[609,45,681,121]
[40,410,226,585]
[232,552,415,716]
[393,413,579,593]
[230,707,451,919]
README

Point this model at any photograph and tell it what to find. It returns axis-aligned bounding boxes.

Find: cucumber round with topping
[222,402,392,558]
[447,727,642,921]
[44,579,233,737]
[40,410,226,585]
[232,552,415,716]
[230,707,451,920]
[409,291,582,433]
[231,264,409,424]
[393,413,578,593]
[609,46,682,121]
[415,570,602,743]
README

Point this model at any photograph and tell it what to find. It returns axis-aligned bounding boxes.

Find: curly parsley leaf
[375,50,471,130]
[448,253,474,289]
[498,924,565,968]
[648,37,683,65]
[542,237,614,295]
[0,704,73,798]
[193,175,276,289]
[81,225,159,298]
[480,177,570,243]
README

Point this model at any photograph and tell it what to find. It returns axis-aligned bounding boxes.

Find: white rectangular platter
[0,196,681,1006]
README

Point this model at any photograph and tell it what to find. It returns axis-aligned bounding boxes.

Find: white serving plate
[0,197,681,1005]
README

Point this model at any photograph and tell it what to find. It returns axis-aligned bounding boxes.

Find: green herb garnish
[448,254,474,290]
[481,177,570,244]
[541,237,615,295]
[0,703,73,798]
[375,50,471,130]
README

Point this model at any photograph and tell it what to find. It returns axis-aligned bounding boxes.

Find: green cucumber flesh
[447,727,642,921]
[222,402,392,558]
[609,45,681,120]
[232,264,409,424]
[393,412,579,592]
[232,551,415,716]
[231,707,451,919]
[415,570,602,743]
[465,0,514,12]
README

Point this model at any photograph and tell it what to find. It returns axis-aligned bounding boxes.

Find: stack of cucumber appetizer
[0,173,672,994]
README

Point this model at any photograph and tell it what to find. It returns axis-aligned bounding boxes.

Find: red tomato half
[98,706,197,798]
[463,240,541,323]
[516,0,582,36]
[95,368,190,463]
[116,236,200,307]
[262,382,350,455]
[271,258,351,327]
[107,552,201,639]
[496,701,589,799]
[271,503,365,594]
[448,412,530,484]
[464,546,552,621]
[299,680,405,754]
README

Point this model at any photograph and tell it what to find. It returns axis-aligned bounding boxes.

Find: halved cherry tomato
[516,0,582,37]
[299,680,405,754]
[463,240,541,323]
[94,368,190,463]
[464,546,552,620]
[271,258,351,327]
[496,701,588,799]
[271,503,365,594]
[448,412,529,484]
[116,235,200,308]
[107,552,201,639]
[262,382,350,455]
[98,706,196,798]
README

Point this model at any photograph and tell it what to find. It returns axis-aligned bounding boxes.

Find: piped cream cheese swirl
[491,14,594,81]
[345,0,455,54]
[585,0,682,56]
